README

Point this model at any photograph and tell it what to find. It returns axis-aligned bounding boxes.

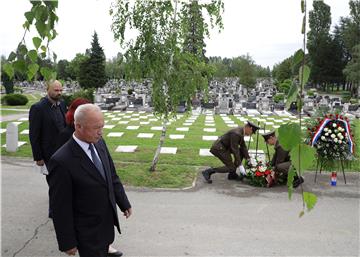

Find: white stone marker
[202,135,218,141]
[140,121,150,125]
[115,145,138,152]
[176,127,189,132]
[0,129,7,134]
[18,117,28,121]
[151,126,163,131]
[6,122,18,152]
[160,147,177,154]
[203,128,216,132]
[107,132,124,137]
[104,125,115,129]
[20,129,29,135]
[169,134,185,139]
[244,136,253,142]
[118,121,129,124]
[126,126,140,130]
[137,133,154,138]
[199,149,214,156]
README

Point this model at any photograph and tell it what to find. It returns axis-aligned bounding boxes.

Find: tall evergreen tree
[79,32,107,88]
[181,1,206,61]
[307,0,332,88]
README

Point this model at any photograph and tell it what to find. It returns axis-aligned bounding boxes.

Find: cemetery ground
[2,156,359,256]
[1,108,360,188]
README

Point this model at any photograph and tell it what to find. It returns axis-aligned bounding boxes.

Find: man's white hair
[74,103,102,125]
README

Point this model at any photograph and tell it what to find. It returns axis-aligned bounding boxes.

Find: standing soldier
[262,131,304,187]
[202,121,260,184]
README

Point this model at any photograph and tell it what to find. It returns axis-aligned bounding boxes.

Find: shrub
[62,88,94,106]
[1,94,28,106]
[273,93,285,103]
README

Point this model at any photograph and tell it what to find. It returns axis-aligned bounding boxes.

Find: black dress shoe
[293,176,304,188]
[108,250,123,257]
[202,168,213,184]
[228,172,241,180]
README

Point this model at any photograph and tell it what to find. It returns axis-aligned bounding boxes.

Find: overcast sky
[0,0,350,68]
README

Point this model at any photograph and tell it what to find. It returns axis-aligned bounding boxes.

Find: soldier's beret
[262,131,276,141]
[247,121,260,133]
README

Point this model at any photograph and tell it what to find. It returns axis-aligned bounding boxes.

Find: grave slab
[20,129,29,135]
[151,126,163,131]
[199,149,214,156]
[115,145,138,153]
[160,147,177,154]
[104,125,115,129]
[2,141,27,148]
[137,133,154,138]
[176,127,189,132]
[107,132,124,137]
[118,121,129,124]
[169,134,185,139]
[202,136,218,141]
[203,128,216,132]
[126,126,140,130]
[140,121,150,125]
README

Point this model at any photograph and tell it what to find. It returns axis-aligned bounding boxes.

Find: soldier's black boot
[293,176,304,188]
[202,168,215,184]
[228,172,240,180]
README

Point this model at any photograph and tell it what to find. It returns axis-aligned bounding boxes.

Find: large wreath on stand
[307,114,355,161]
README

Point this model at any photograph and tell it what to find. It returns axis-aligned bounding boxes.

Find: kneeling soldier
[262,131,304,187]
[202,121,260,183]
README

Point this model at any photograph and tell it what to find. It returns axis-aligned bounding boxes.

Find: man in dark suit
[262,131,304,187]
[29,80,67,167]
[202,121,260,183]
[48,104,132,257]
[29,80,67,219]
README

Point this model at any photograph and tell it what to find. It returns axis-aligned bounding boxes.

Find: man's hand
[36,160,45,166]
[65,247,77,256]
[123,208,132,219]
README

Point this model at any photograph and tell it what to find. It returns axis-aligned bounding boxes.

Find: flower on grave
[331,134,336,139]
[332,123,337,128]
[324,127,329,132]
[321,136,326,141]
[325,133,329,136]
[334,138,338,143]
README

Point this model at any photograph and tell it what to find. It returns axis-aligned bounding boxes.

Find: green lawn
[1,112,359,188]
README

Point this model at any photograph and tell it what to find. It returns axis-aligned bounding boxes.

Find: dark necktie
[88,144,106,180]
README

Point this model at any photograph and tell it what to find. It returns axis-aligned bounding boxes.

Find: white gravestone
[6,122,18,152]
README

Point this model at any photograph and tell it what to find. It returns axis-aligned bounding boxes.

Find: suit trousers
[78,244,108,257]
[210,148,236,173]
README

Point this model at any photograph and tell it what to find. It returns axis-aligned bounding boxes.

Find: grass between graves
[1,113,359,188]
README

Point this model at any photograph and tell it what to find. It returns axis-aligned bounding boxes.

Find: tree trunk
[149,119,168,172]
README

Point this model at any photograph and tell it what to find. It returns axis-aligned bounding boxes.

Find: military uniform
[270,140,291,183]
[210,126,250,175]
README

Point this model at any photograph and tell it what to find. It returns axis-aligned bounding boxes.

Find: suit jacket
[48,137,131,252]
[212,126,250,165]
[271,140,291,167]
[29,97,67,163]
[55,125,75,151]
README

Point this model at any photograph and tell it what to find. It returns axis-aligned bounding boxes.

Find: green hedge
[1,94,29,106]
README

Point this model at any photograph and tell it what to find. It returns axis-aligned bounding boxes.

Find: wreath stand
[314,157,347,184]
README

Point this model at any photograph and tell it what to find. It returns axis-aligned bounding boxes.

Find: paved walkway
[1,157,359,256]
[0,110,29,122]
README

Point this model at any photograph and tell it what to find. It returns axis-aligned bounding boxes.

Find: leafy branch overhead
[278,0,317,215]
[4,0,59,81]
[110,0,224,118]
